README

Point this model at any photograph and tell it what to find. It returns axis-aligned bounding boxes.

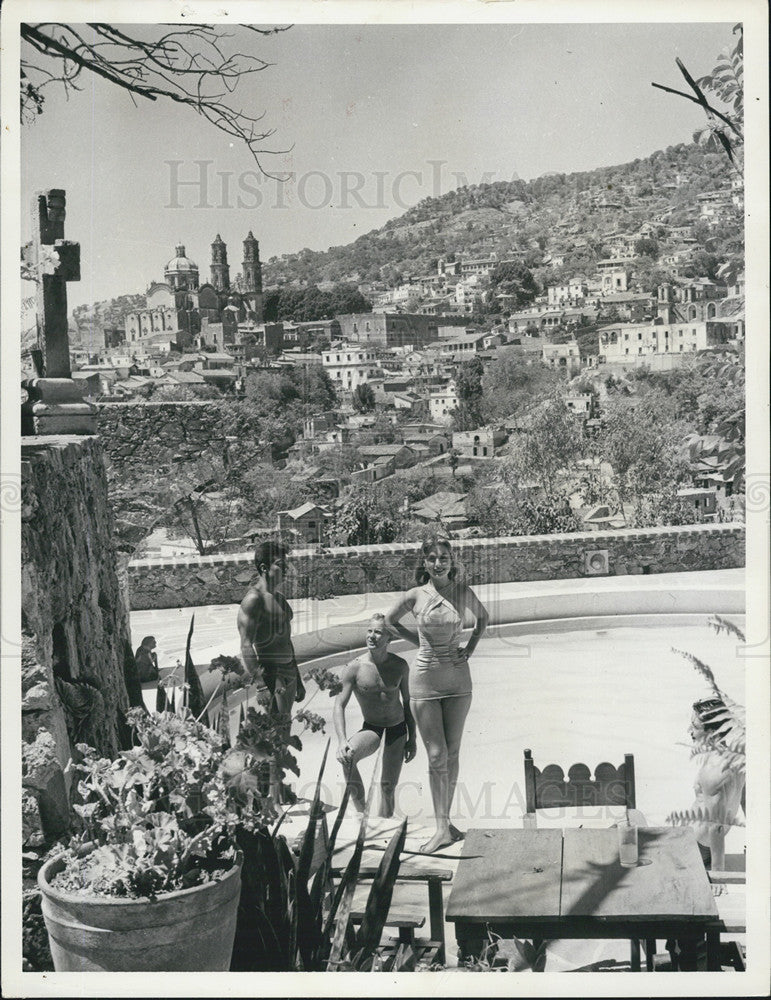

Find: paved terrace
[131,569,746,970]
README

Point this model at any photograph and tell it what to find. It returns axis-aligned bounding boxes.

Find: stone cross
[22,189,80,378]
[21,189,97,435]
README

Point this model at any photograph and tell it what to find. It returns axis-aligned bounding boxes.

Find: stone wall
[128,522,745,610]
[22,435,134,849]
[97,400,234,469]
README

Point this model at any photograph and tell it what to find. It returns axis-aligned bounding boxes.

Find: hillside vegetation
[263,142,739,290]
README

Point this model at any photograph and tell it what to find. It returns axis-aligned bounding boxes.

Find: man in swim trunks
[237,539,305,799]
[237,539,304,710]
[334,614,416,817]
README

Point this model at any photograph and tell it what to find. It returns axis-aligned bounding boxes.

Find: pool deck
[131,568,746,971]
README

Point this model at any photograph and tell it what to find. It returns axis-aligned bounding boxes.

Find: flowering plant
[50,708,260,899]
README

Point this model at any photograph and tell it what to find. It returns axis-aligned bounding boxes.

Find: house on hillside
[676,487,718,520]
[276,502,333,545]
[411,491,469,531]
[543,341,582,377]
[402,431,451,455]
[357,443,416,468]
[428,382,459,424]
[350,457,396,484]
[452,426,507,458]
[578,504,628,531]
[289,466,341,500]
[564,393,594,419]
[391,391,424,413]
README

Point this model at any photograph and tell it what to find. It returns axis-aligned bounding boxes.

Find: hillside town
[46,145,745,557]
[15,16,759,982]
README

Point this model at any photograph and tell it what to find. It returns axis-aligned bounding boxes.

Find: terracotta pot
[38,853,242,971]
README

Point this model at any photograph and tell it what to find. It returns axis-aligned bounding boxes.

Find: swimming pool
[131,569,745,837]
[285,613,746,838]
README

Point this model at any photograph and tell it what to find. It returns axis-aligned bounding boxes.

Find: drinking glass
[617,820,639,867]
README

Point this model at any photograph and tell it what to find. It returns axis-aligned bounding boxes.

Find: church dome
[165,244,199,274]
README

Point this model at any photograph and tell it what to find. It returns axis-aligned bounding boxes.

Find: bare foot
[419,830,454,854]
[449,824,465,842]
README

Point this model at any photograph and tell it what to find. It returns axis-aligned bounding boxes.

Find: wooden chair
[523,748,638,828]
[522,749,651,970]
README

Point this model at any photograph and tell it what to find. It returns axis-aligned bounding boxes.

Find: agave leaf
[271,801,295,840]
[309,784,350,921]
[708,614,747,644]
[326,740,382,969]
[295,875,324,970]
[391,942,417,972]
[297,738,330,886]
[287,868,299,969]
[672,646,720,693]
[354,817,408,960]
[232,827,292,971]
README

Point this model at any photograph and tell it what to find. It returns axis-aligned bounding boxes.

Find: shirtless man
[334,614,416,817]
[237,539,304,712]
[237,540,304,799]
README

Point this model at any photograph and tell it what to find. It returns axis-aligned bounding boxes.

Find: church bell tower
[210,234,230,291]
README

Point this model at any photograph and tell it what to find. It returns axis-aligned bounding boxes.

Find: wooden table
[445,827,721,971]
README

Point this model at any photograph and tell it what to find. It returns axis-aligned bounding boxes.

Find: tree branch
[650,81,742,138]
[20,22,292,174]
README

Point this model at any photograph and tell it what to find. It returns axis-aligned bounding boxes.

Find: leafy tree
[502,396,585,494]
[682,251,721,281]
[352,383,376,413]
[488,261,539,309]
[314,444,362,479]
[453,357,485,430]
[465,477,580,537]
[634,236,659,259]
[628,489,704,528]
[263,283,372,322]
[599,395,691,507]
[480,351,559,422]
[333,484,403,546]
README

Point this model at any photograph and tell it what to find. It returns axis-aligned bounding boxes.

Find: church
[123,233,264,351]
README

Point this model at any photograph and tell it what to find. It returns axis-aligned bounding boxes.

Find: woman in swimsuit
[385,535,489,854]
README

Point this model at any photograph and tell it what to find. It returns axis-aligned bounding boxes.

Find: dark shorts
[360,719,408,747]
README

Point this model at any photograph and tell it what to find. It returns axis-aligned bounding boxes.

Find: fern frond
[690,744,746,771]
[671,646,720,692]
[707,614,746,644]
[666,807,745,829]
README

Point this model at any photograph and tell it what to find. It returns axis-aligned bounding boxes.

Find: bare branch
[20,22,292,175]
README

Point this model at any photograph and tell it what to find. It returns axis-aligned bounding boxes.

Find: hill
[262,142,740,291]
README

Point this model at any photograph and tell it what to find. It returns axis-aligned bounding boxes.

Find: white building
[542,341,582,376]
[321,342,381,392]
[429,381,459,424]
[547,279,587,307]
[598,319,734,364]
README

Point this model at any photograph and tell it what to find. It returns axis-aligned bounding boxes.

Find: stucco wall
[128,522,745,611]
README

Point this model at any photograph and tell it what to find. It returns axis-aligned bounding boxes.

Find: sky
[19,19,739,310]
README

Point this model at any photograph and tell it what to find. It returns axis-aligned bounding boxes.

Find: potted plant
[38,707,256,972]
